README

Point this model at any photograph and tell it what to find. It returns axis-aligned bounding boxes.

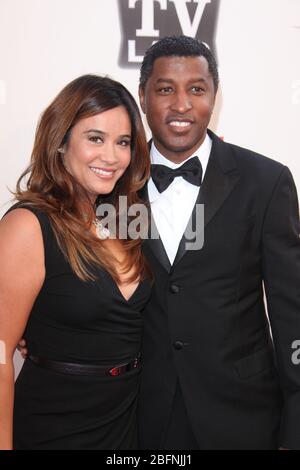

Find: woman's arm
[0,209,45,449]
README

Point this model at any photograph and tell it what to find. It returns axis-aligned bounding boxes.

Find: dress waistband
[28,353,141,377]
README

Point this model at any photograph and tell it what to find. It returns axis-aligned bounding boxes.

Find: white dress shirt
[148,133,212,265]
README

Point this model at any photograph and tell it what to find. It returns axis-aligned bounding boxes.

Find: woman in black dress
[0,75,151,449]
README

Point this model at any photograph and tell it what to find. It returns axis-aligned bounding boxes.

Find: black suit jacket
[138,129,300,449]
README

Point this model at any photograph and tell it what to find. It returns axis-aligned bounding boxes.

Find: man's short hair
[139,35,219,93]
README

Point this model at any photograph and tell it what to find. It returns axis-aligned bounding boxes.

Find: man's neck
[151,132,210,168]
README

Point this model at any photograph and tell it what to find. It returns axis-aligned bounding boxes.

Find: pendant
[93,219,110,240]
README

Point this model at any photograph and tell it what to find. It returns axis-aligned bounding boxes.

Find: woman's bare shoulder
[0,207,44,258]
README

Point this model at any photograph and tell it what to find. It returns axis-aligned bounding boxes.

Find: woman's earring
[57,147,65,154]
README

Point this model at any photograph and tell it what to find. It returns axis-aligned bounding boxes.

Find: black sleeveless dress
[5,204,151,450]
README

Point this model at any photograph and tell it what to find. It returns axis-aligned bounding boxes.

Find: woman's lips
[89,166,116,179]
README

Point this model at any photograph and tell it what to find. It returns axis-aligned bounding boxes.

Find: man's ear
[138,85,146,114]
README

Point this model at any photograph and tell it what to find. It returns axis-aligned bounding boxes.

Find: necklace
[92,218,110,240]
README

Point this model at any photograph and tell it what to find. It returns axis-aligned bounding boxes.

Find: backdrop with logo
[0,0,299,375]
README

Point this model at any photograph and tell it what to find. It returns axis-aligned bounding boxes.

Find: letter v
[169,0,210,37]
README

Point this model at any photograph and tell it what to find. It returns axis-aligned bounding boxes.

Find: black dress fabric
[4,203,151,450]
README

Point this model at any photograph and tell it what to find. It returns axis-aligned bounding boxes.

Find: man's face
[139,55,216,164]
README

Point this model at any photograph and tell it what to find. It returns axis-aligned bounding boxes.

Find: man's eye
[89,136,102,143]
[191,86,205,94]
[158,87,173,94]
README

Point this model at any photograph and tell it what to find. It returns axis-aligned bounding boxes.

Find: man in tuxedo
[18,35,300,450]
[137,36,300,449]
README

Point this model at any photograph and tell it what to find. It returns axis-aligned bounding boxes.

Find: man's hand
[17,339,28,360]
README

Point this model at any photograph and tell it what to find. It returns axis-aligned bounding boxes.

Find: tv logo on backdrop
[118,0,220,67]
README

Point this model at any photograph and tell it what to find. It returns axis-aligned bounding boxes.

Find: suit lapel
[139,182,172,273]
[142,131,240,272]
[172,130,240,268]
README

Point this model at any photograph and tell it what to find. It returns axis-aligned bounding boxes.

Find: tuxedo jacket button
[173,340,184,350]
[170,284,180,294]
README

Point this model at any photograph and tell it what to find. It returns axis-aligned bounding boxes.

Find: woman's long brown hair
[13,74,151,283]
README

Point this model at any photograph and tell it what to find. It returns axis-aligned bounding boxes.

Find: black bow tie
[151,156,202,193]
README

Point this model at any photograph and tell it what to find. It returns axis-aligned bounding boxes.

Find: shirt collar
[150,132,212,169]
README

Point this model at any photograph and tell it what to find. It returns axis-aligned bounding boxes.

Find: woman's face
[63,105,132,201]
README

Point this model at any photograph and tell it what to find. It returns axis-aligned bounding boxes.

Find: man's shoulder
[209,130,288,191]
[208,129,285,174]
[220,138,285,175]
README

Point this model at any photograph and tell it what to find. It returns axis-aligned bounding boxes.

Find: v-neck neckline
[113,278,143,303]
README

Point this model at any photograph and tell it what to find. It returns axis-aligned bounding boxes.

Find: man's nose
[170,91,192,114]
